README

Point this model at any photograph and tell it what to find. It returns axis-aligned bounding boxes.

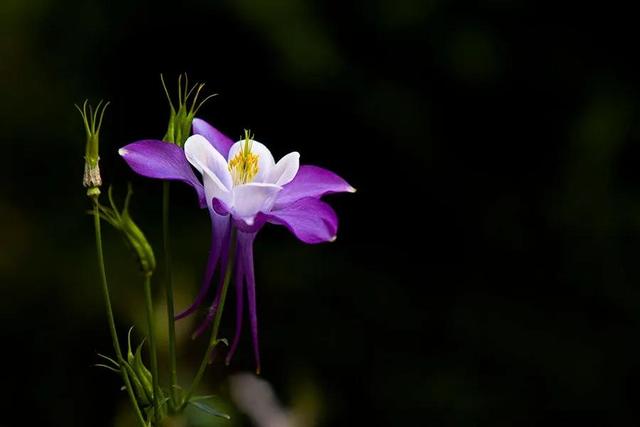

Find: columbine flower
[119,118,354,372]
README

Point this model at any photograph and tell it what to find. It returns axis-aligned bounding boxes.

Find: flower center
[228,130,259,185]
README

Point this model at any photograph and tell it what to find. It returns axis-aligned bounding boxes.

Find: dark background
[2,0,640,425]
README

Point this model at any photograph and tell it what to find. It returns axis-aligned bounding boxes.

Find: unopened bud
[160,74,216,146]
[96,185,156,276]
[124,328,156,406]
[76,100,109,194]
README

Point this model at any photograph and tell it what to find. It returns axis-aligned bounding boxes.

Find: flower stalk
[143,273,160,423]
[97,185,161,422]
[81,101,157,426]
[162,181,179,410]
[91,200,147,427]
[158,75,216,409]
[95,186,161,421]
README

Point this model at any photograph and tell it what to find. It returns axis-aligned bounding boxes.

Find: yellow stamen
[228,129,259,185]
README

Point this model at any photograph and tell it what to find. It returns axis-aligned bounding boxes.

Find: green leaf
[127,326,136,364]
[189,395,217,402]
[189,401,231,419]
[93,363,120,373]
[96,352,119,368]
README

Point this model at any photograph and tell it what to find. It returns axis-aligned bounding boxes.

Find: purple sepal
[192,118,235,158]
[262,197,338,244]
[119,140,206,208]
[274,165,354,209]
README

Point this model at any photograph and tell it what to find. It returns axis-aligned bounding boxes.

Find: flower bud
[97,185,156,276]
[76,100,109,195]
[125,328,155,407]
[160,74,216,147]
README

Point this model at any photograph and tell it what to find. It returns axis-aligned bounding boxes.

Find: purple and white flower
[119,118,354,372]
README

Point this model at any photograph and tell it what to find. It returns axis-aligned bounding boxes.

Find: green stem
[143,273,160,423]
[162,182,179,408]
[92,200,147,427]
[181,229,237,409]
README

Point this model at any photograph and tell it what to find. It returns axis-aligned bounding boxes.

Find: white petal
[227,139,275,183]
[185,135,233,207]
[203,172,232,209]
[269,152,300,186]
[185,135,233,188]
[231,183,282,224]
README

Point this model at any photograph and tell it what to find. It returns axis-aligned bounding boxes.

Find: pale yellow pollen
[228,130,259,185]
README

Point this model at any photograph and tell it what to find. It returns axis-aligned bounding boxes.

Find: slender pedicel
[158,75,217,408]
[95,185,160,420]
[162,181,179,409]
[92,201,147,427]
[79,100,147,426]
[143,273,160,422]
